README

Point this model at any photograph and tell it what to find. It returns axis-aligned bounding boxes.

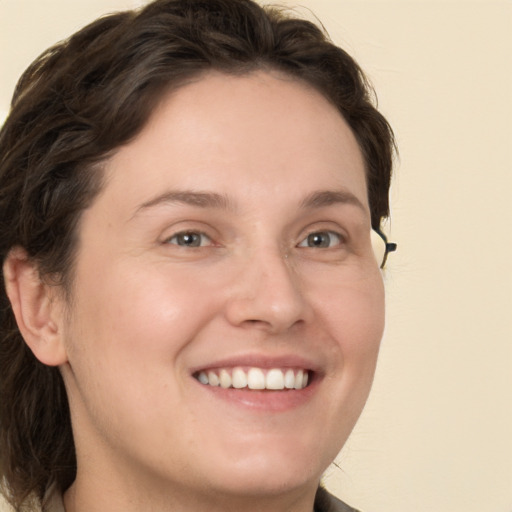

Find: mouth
[193,367,310,391]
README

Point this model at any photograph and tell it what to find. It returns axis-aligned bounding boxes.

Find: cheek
[347,282,384,375]
[63,261,229,418]
[73,259,211,341]
[61,268,202,439]
[321,271,385,344]
[302,274,385,460]
[317,273,385,392]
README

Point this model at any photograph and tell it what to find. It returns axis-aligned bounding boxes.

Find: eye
[166,231,212,247]
[298,231,343,248]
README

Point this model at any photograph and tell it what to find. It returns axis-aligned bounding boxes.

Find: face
[59,71,385,504]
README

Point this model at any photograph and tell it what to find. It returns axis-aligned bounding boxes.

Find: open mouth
[193,367,311,391]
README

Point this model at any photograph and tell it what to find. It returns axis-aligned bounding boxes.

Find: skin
[10,71,385,512]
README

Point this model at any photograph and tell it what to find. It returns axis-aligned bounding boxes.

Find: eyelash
[164,229,345,250]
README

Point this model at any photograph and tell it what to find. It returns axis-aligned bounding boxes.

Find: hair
[0,0,395,508]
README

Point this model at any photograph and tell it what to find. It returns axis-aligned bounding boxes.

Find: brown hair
[0,0,395,508]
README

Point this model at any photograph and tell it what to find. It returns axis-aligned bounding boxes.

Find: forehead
[98,70,368,218]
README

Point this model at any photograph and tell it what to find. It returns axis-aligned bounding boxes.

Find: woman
[0,1,396,511]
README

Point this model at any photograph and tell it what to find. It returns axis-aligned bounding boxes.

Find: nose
[224,249,310,333]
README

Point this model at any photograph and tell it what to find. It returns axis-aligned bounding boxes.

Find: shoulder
[41,485,65,512]
[314,486,362,512]
[0,489,64,512]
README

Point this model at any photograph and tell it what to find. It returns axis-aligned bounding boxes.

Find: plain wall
[1,1,511,511]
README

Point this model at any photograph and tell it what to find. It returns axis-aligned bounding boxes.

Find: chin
[207,469,320,500]
[198,439,331,498]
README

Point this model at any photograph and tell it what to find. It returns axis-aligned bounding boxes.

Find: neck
[64,477,318,512]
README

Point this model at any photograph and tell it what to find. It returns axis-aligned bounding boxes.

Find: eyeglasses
[371,228,397,269]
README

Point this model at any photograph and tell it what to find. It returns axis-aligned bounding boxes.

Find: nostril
[223,265,309,332]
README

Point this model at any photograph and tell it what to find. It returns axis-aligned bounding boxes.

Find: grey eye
[298,231,341,248]
[167,231,210,247]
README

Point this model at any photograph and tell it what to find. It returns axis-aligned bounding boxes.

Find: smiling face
[58,71,385,509]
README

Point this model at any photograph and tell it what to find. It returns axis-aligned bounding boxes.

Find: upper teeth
[196,367,309,390]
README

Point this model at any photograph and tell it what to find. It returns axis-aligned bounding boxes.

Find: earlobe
[3,247,68,367]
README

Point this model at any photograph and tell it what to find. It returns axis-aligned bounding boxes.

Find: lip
[189,353,323,412]
[189,353,322,375]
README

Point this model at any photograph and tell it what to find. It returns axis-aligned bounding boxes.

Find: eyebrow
[133,190,235,217]
[132,188,367,218]
[300,189,367,213]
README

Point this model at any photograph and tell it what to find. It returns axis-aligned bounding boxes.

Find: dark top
[314,486,361,512]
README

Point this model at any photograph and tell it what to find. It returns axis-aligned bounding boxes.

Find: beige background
[1,1,511,511]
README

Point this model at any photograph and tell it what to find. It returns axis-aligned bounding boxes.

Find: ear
[3,247,68,366]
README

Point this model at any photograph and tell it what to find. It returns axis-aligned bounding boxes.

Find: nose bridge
[225,244,308,332]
